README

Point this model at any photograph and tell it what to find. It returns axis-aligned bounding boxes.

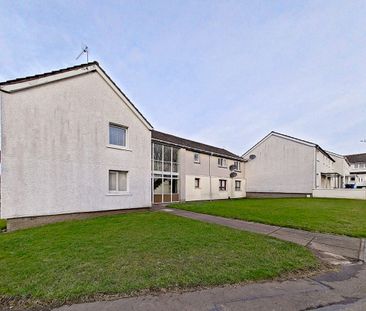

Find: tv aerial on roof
[76,44,89,63]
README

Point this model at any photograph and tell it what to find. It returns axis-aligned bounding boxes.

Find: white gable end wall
[1,71,151,219]
[244,135,315,194]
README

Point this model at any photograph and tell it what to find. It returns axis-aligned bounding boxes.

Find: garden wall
[312,189,366,200]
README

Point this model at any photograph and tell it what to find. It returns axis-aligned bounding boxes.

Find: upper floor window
[233,161,241,171]
[109,123,127,147]
[194,153,200,163]
[109,170,128,192]
[218,158,227,168]
[152,143,179,173]
[355,162,366,169]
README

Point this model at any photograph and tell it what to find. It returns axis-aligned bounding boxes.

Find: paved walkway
[162,208,365,263]
[54,263,366,311]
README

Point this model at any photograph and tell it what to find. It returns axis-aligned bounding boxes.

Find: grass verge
[0,212,318,308]
[170,198,366,237]
[0,220,6,231]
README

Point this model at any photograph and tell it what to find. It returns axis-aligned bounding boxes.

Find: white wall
[313,189,366,200]
[244,135,315,194]
[1,71,151,219]
[185,175,245,201]
[183,150,245,201]
[316,151,351,189]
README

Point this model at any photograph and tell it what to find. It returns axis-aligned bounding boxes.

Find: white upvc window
[219,179,227,191]
[235,180,241,191]
[194,153,200,163]
[109,123,127,147]
[194,178,200,188]
[234,161,241,171]
[109,170,128,192]
[218,158,227,168]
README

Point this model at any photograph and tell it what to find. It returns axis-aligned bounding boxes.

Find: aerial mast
[76,45,89,63]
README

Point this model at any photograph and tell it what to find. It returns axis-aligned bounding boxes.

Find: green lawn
[0,212,318,307]
[170,198,366,237]
[0,220,5,231]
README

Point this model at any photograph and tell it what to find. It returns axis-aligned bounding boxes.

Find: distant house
[345,153,366,188]
[152,130,245,203]
[0,62,153,230]
[243,131,351,197]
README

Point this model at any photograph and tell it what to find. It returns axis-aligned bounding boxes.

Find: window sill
[194,161,200,164]
[218,166,228,169]
[106,144,132,152]
[106,192,131,196]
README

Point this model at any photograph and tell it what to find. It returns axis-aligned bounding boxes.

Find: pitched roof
[152,130,243,161]
[327,150,350,165]
[0,61,99,86]
[345,153,366,163]
[0,61,153,129]
[243,131,335,162]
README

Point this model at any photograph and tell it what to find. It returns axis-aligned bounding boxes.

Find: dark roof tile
[0,61,99,86]
[152,130,243,161]
[345,153,366,163]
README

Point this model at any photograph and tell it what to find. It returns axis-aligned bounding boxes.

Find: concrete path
[162,208,366,263]
[54,263,366,311]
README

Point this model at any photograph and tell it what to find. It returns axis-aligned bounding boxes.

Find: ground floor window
[235,180,241,191]
[195,178,200,188]
[219,179,227,191]
[153,174,179,203]
[109,170,128,192]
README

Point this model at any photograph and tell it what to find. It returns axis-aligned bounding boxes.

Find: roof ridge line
[0,61,99,86]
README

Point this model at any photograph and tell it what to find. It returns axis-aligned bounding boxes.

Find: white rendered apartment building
[345,153,366,188]
[243,131,351,196]
[0,62,152,230]
[152,130,245,203]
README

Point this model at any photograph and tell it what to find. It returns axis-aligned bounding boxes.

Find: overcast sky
[1,0,365,155]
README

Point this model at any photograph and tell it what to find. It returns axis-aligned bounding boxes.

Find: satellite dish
[249,154,256,160]
[229,164,236,171]
[230,172,237,178]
